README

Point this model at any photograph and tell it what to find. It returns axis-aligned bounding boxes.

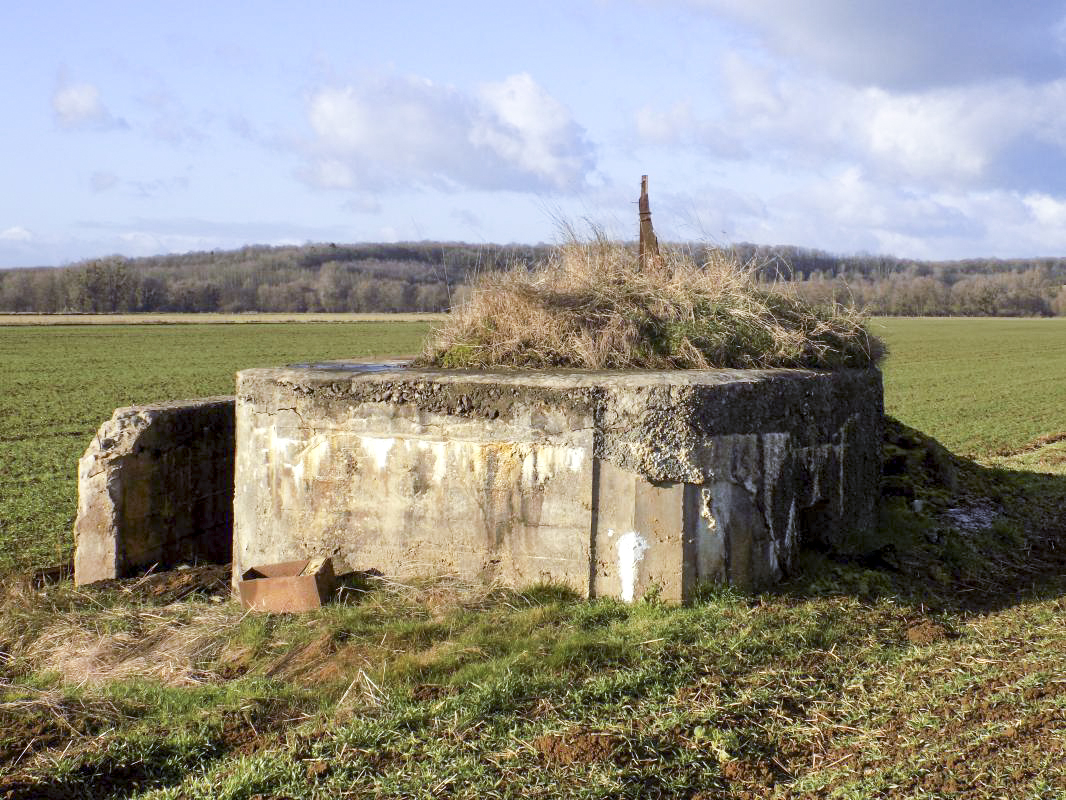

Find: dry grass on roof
[417,236,884,371]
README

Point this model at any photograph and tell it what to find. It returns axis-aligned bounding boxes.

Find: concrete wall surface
[74,397,235,585]
[235,366,883,601]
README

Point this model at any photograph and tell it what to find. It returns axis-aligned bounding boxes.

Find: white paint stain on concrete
[271,432,301,454]
[360,436,395,470]
[522,449,537,487]
[567,448,585,473]
[517,445,587,488]
[616,530,650,603]
[290,436,331,489]
[431,441,450,482]
[696,488,725,582]
[414,439,451,483]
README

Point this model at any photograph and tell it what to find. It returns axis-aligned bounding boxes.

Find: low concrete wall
[74,397,235,586]
[235,366,882,601]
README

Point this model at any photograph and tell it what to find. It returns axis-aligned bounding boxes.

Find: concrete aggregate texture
[233,364,882,600]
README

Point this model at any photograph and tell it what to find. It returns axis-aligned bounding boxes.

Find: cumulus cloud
[657,170,1066,259]
[303,71,594,192]
[630,0,1066,256]
[688,0,1066,90]
[471,73,592,188]
[52,81,126,130]
[635,101,745,157]
[638,49,1066,195]
[0,226,33,242]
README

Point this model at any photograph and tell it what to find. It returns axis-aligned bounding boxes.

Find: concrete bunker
[72,181,883,601]
[233,363,883,601]
[73,397,235,586]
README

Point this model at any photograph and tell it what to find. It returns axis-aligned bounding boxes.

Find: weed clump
[418,237,883,370]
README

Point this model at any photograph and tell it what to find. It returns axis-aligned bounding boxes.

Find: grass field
[1,316,1065,799]
[874,317,1066,458]
[0,321,432,572]
[0,312,447,326]
[3,315,1063,573]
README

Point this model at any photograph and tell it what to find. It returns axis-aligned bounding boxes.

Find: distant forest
[1,241,1065,317]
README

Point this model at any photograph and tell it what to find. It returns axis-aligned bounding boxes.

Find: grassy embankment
[0,316,1064,798]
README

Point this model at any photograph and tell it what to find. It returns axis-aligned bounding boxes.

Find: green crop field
[874,317,1066,458]
[0,321,432,572]
[2,316,1066,799]
[2,316,1065,572]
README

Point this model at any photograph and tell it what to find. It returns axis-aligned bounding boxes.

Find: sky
[6,1,1066,268]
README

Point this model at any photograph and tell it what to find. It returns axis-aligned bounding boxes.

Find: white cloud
[854,86,1011,184]
[303,71,594,192]
[1023,192,1066,228]
[471,73,590,189]
[638,50,1066,193]
[670,170,1066,259]
[342,196,382,214]
[687,0,1066,90]
[635,101,745,158]
[720,51,782,117]
[631,1,1066,256]
[52,81,126,130]
[88,171,189,198]
[0,226,33,242]
[635,103,692,145]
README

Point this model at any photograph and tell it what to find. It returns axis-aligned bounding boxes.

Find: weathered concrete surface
[74,397,234,586]
[235,366,882,600]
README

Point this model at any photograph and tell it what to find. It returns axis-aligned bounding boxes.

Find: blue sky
[5,1,1066,267]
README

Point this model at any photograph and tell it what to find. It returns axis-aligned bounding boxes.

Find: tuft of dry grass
[26,604,241,687]
[418,236,883,370]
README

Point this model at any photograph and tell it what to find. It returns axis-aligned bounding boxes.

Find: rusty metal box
[237,557,335,612]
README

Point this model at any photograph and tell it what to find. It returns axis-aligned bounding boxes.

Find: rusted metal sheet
[238,557,335,612]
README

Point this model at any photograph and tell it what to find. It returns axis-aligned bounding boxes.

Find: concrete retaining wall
[74,397,235,586]
[235,366,882,601]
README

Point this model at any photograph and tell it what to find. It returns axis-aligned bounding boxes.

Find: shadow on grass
[0,739,225,800]
[777,415,1066,613]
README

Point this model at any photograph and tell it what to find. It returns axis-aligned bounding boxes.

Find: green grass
[3,575,1065,798]
[875,317,1066,457]
[3,316,1065,570]
[0,322,430,571]
[2,316,1066,798]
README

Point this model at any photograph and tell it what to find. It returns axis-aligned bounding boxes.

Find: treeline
[787,268,1066,317]
[0,242,551,314]
[1,241,1065,316]
[726,243,1066,316]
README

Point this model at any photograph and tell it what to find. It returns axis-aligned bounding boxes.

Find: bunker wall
[74,397,235,585]
[235,367,882,601]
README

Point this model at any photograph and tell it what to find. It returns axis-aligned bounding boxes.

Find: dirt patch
[718,758,786,798]
[0,711,70,771]
[904,618,954,645]
[533,731,624,766]
[0,694,117,777]
[994,431,1066,457]
[410,683,459,703]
